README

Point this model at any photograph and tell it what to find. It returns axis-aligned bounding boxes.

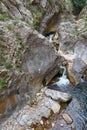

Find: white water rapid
[55,66,70,87]
[48,33,54,42]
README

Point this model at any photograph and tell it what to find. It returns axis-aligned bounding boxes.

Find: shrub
[72,0,86,8]
[7,24,13,30]
[0,81,6,89]
[0,13,10,21]
[4,62,13,69]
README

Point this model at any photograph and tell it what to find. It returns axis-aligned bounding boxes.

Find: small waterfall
[48,33,54,42]
[80,78,85,82]
[60,65,66,77]
[55,66,70,87]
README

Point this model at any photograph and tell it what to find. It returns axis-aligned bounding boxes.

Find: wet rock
[71,122,76,130]
[45,89,72,102]
[43,66,59,86]
[65,82,87,130]
[84,69,87,81]
[51,118,72,130]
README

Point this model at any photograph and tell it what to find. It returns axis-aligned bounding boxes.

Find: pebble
[62,112,73,124]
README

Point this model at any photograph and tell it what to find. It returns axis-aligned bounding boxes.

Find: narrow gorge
[0,0,87,130]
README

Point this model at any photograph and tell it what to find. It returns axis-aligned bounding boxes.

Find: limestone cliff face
[0,0,87,97]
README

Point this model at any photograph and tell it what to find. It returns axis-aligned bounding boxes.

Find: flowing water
[49,66,87,130]
[48,33,54,42]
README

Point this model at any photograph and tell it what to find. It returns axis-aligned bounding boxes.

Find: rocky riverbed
[0,87,72,130]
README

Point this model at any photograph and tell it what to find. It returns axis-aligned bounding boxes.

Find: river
[49,66,87,130]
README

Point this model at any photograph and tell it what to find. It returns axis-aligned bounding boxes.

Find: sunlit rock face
[58,19,87,85]
[23,29,65,97]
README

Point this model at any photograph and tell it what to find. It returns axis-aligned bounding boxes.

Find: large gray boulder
[22,28,65,97]
[0,20,65,99]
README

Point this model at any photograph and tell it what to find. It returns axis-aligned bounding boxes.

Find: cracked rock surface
[0,87,72,130]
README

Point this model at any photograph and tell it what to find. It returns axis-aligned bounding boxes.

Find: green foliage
[25,47,30,53]
[33,12,43,30]
[28,11,43,30]
[0,55,4,60]
[0,13,10,21]
[0,48,5,65]
[27,4,35,13]
[72,0,86,8]
[72,25,79,36]
[72,19,87,36]
[27,3,43,30]
[4,62,13,69]
[0,81,6,89]
[13,19,19,25]
[7,24,13,30]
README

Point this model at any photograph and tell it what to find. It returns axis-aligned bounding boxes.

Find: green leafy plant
[33,12,42,29]
[27,4,35,13]
[0,55,4,60]
[0,81,6,89]
[29,11,43,30]
[0,13,10,21]
[4,62,13,69]
[72,20,87,36]
[7,24,13,30]
[72,25,79,36]
[27,3,44,30]
[25,47,30,53]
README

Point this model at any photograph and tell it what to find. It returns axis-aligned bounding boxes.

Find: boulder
[67,58,86,85]
[22,29,64,97]
[0,20,65,99]
[45,88,72,102]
